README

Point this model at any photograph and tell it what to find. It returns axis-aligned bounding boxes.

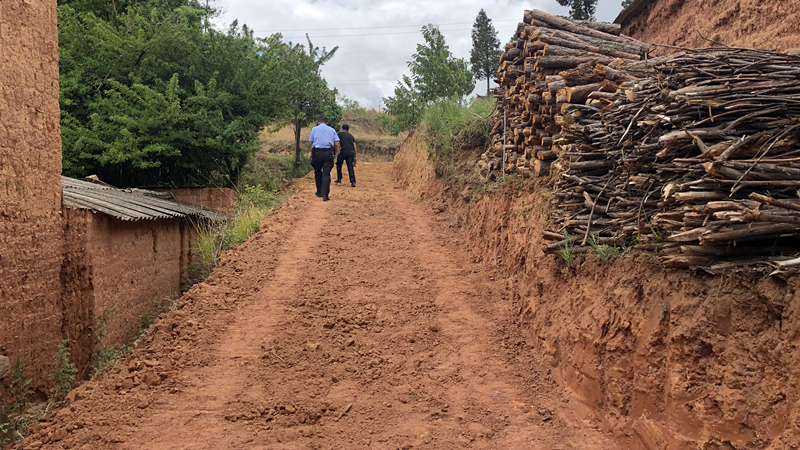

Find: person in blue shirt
[308,116,340,201]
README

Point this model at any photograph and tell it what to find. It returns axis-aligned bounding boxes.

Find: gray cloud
[214,0,627,107]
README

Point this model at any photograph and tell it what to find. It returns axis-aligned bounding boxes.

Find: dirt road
[23,162,614,449]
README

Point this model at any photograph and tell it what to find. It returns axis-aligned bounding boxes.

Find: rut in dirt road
[22,162,614,450]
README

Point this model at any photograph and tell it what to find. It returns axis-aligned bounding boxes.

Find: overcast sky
[213,0,627,108]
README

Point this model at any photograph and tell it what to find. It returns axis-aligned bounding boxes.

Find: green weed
[1,358,43,444]
[556,231,575,275]
[91,307,124,380]
[0,422,11,446]
[588,235,624,260]
[49,340,77,403]
[9,358,33,412]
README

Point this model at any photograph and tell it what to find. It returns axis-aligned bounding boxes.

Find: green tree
[383,25,474,134]
[556,0,598,20]
[621,0,634,9]
[276,36,341,167]
[58,1,288,187]
[470,9,502,97]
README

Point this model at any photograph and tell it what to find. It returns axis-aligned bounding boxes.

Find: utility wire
[276,24,519,39]
[252,19,521,33]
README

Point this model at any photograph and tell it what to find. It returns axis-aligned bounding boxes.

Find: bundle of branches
[544,49,800,269]
[488,9,800,269]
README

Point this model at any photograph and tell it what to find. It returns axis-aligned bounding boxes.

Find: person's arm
[353,142,358,166]
[334,141,340,157]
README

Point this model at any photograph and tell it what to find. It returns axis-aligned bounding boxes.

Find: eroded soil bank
[393,131,800,450]
[15,163,616,449]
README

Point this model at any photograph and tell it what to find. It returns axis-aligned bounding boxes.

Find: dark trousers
[336,153,356,184]
[310,148,335,198]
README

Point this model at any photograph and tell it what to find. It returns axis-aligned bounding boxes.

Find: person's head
[341,124,350,131]
[318,116,328,124]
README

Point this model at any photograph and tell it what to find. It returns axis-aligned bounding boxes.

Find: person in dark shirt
[334,124,357,187]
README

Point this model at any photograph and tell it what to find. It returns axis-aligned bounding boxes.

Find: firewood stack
[485,9,650,178]
[487,9,800,269]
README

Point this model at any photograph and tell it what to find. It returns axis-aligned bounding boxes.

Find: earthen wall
[84,214,188,347]
[394,132,800,450]
[623,0,800,53]
[0,0,64,390]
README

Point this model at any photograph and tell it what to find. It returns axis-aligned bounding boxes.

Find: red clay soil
[15,162,617,450]
[393,132,800,449]
[624,0,800,53]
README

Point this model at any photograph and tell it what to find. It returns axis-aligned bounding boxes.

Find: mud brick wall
[0,0,64,389]
[62,211,192,355]
[623,0,800,52]
[156,187,238,213]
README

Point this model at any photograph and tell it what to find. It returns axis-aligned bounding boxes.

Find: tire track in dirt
[116,196,330,449]
[18,162,615,450]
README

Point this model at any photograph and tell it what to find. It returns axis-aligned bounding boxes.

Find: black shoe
[315,192,322,197]
[351,183,356,187]
[334,180,342,184]
[323,197,330,202]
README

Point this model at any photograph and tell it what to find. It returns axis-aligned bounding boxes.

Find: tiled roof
[62,177,227,222]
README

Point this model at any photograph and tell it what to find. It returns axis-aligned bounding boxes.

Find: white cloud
[213,0,627,108]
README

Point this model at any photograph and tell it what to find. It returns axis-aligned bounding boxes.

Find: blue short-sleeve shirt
[309,123,340,148]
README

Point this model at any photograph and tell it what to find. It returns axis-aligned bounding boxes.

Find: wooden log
[536,54,613,70]
[700,223,799,244]
[502,48,522,62]
[536,34,640,60]
[574,20,621,36]
[567,83,603,103]
[663,255,714,268]
[546,75,567,93]
[750,193,800,213]
[568,160,612,171]
[526,9,649,54]
[534,159,552,177]
[595,64,638,83]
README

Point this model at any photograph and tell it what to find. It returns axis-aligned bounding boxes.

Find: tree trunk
[486,77,490,97]
[294,112,302,167]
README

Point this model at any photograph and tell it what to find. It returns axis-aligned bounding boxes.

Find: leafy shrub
[49,340,77,402]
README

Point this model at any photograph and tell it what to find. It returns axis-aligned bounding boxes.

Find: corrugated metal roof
[62,176,227,222]
[614,0,653,25]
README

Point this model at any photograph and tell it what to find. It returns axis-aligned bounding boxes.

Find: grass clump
[195,184,280,276]
[195,153,308,278]
[421,97,494,159]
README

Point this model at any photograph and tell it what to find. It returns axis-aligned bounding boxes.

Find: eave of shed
[62,176,227,222]
[614,0,654,26]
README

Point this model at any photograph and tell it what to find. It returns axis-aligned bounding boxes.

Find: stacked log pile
[487,9,800,268]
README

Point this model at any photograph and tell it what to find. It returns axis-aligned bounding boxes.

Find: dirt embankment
[394,132,800,449]
[624,0,800,53]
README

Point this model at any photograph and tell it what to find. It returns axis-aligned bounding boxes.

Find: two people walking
[308,116,357,201]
